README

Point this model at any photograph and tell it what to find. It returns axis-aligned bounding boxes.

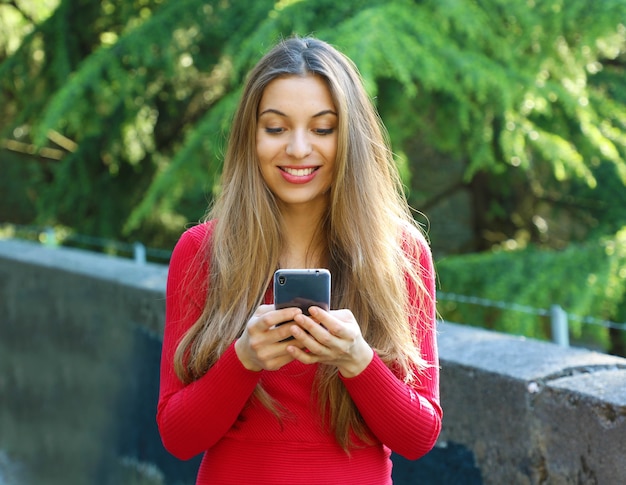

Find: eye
[265,127,284,134]
[313,128,334,135]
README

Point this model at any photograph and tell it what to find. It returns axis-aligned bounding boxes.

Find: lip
[279,166,320,184]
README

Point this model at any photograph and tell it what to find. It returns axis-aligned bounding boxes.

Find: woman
[157,36,442,484]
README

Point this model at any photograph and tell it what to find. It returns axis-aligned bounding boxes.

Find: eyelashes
[263,127,335,135]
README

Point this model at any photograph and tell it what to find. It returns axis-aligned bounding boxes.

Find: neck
[278,202,328,269]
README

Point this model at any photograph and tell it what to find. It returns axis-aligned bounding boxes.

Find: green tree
[2,0,626,246]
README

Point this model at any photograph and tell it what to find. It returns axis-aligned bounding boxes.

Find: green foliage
[1,0,626,247]
[0,151,38,223]
[436,228,626,352]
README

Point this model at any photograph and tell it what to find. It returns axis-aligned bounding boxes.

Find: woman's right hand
[234,304,304,372]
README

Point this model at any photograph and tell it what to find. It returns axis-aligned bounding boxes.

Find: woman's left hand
[287,307,374,377]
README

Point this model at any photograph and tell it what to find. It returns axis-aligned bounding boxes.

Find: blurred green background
[1,0,626,355]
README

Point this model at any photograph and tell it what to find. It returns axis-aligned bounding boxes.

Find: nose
[286,130,312,159]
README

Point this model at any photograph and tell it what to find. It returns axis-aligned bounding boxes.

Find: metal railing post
[133,242,146,265]
[44,227,57,247]
[550,304,569,347]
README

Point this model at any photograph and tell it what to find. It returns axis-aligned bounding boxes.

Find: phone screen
[273,269,331,315]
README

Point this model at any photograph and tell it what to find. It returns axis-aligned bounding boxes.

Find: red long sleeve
[156,223,442,484]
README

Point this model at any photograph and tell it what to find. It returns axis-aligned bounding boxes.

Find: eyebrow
[258,108,337,118]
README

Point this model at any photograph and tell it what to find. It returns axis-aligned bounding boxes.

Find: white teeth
[283,167,315,176]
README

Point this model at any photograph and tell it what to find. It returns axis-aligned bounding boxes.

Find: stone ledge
[437,321,626,484]
[437,321,626,379]
[0,238,167,292]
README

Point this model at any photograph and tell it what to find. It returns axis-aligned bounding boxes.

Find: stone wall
[0,239,624,484]
[437,323,626,484]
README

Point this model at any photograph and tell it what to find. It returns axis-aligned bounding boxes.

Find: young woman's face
[256,74,338,212]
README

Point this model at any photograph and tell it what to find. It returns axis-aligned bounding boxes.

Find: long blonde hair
[174,36,433,450]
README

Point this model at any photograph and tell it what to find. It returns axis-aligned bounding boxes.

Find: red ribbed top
[157,222,442,484]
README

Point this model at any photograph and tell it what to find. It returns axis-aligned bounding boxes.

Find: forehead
[258,74,336,114]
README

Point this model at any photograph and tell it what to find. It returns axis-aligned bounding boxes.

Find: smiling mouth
[281,167,317,176]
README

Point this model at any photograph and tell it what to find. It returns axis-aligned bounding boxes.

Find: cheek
[325,137,338,165]
[329,146,338,164]
[256,136,280,163]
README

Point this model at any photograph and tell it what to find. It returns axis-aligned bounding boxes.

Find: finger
[253,304,275,317]
[299,309,342,340]
[254,307,302,331]
[286,344,318,364]
[309,307,355,338]
[272,321,305,343]
[269,308,304,332]
[274,307,303,324]
[289,322,335,356]
[292,313,328,340]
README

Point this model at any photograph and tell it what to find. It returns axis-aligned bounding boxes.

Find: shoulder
[400,223,432,264]
[167,221,216,305]
[179,220,216,246]
[172,220,216,254]
[169,220,216,272]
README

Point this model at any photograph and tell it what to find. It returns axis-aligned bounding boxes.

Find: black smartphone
[273,268,331,315]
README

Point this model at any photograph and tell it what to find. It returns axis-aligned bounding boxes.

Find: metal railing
[0,223,172,264]
[438,291,626,348]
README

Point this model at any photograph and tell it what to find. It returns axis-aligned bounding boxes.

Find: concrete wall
[1,239,625,485]
[437,323,626,484]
